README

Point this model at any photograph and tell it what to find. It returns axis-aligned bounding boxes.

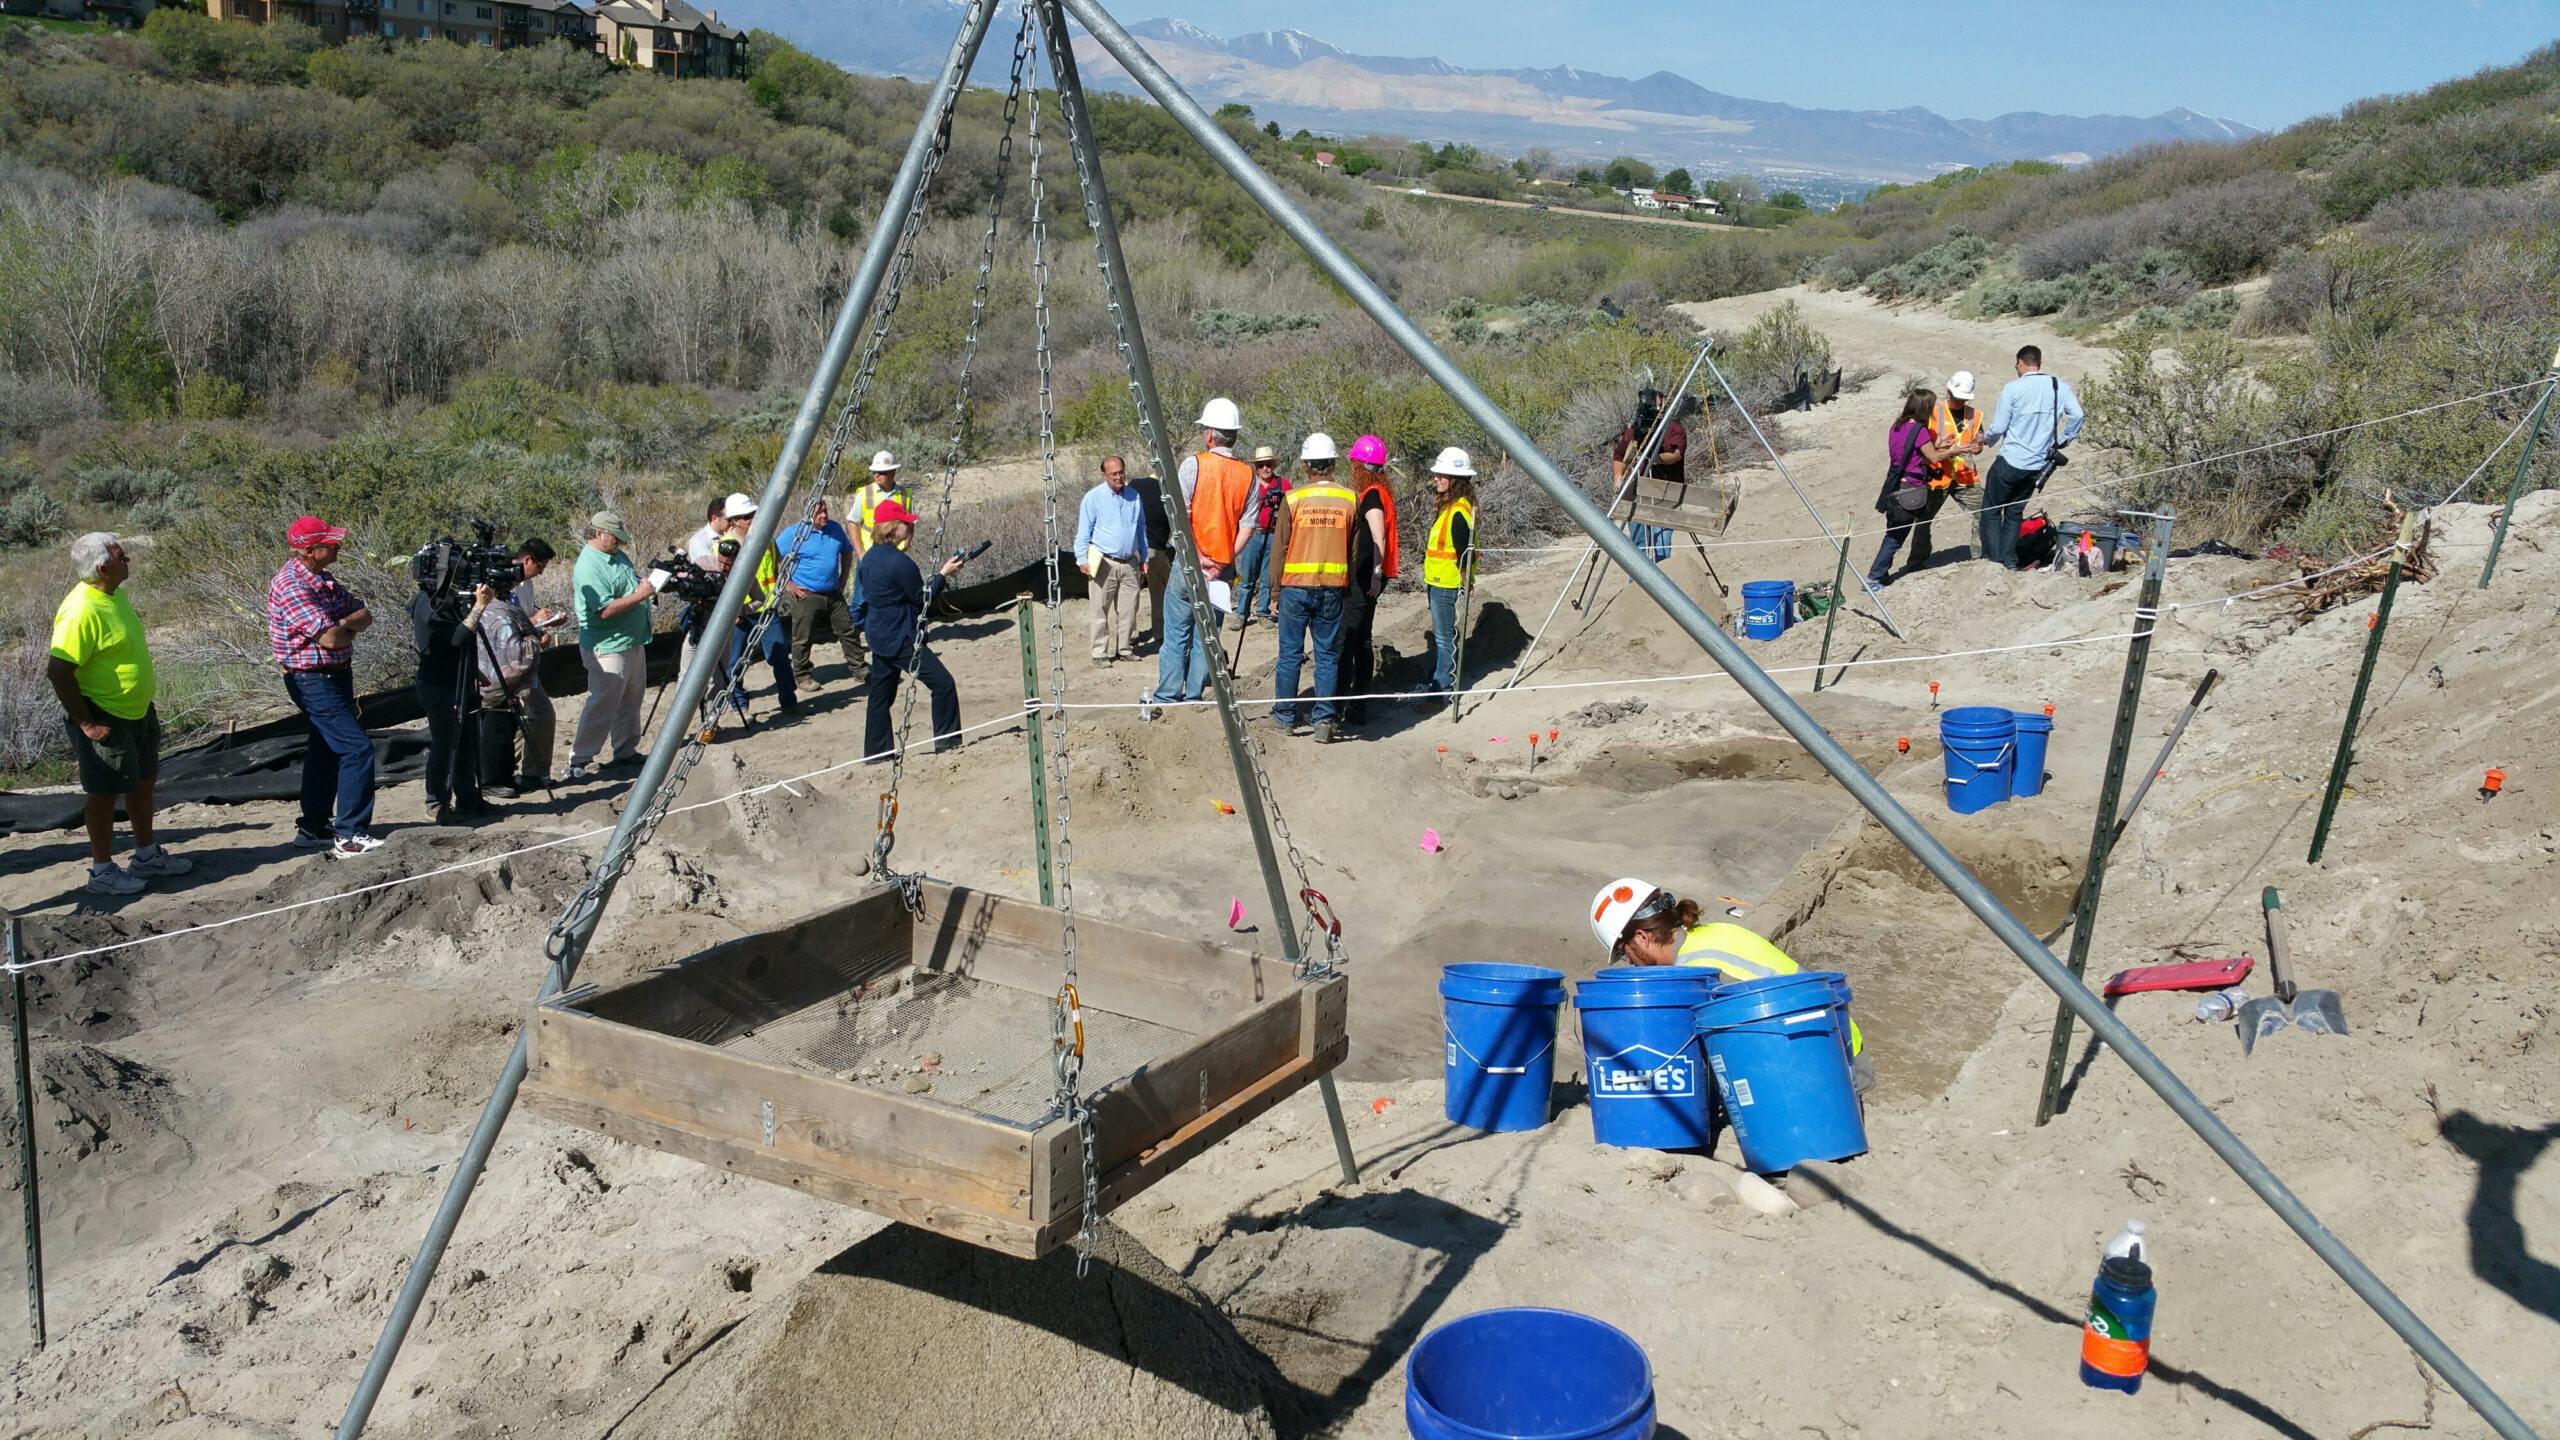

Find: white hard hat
[1590,878,1672,955]
[722,492,758,518]
[1196,396,1243,431]
[1300,431,1339,462]
[1947,371,1975,402]
[1431,446,1476,478]
[869,449,900,473]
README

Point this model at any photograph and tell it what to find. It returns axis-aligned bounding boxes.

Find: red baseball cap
[287,516,347,548]
[869,499,920,526]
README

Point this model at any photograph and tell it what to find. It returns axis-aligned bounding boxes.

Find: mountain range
[718,0,2258,183]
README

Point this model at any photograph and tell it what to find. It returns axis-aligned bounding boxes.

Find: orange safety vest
[1930,400,1983,490]
[1189,450,1253,565]
[1279,480,1355,586]
[1357,477,1401,580]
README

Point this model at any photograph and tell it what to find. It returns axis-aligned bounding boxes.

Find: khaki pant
[1088,556,1141,660]
[783,587,866,681]
[571,645,647,767]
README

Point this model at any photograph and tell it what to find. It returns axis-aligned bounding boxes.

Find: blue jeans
[287,668,375,838]
[1627,521,1672,562]
[729,617,797,715]
[1148,564,1213,704]
[1428,584,1463,696]
[1272,585,1345,727]
[1234,530,1277,617]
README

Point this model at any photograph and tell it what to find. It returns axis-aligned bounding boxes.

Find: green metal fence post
[1016,601,1054,905]
[2478,348,2560,590]
[8,918,42,1352]
[1813,518,1851,691]
[2310,513,2419,864]
[2036,510,2174,1127]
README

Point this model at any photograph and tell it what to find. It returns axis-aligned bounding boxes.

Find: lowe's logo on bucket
[1591,1044,1696,1099]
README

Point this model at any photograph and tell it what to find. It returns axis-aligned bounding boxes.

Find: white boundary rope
[10,378,2542,977]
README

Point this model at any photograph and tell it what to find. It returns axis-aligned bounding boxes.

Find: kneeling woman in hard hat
[1592,879,1869,1091]
[1421,447,1476,710]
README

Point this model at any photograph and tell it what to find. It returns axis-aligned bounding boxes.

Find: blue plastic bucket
[1406,1308,1656,1440]
[1574,970,1720,1150]
[1939,706,2016,815]
[1801,970,1855,1068]
[1695,974,1868,1173]
[1739,580,1795,641]
[2010,711,2053,799]
[1441,964,1567,1132]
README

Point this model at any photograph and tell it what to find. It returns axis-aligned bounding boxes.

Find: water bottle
[2103,1218,2148,1264]
[2079,1254,2155,1393]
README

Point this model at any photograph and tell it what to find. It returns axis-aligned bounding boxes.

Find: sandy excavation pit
[4,290,2556,1440]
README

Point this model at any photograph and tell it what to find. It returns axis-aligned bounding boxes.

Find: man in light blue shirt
[1074,459,1150,663]
[1976,344,2084,569]
[776,495,868,688]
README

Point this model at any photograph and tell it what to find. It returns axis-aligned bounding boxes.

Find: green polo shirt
[50,581,156,721]
[573,543,654,655]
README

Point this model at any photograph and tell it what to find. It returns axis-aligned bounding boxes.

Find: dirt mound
[610,1222,1282,1440]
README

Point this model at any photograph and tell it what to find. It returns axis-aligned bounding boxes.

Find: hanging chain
[1039,32,1341,982]
[871,6,1036,904]
[535,45,972,974]
[1020,26,1099,1274]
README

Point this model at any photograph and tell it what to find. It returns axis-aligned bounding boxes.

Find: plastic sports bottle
[2079,1254,2156,1393]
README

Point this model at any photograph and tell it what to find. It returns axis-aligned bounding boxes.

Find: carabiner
[1055,982,1085,1058]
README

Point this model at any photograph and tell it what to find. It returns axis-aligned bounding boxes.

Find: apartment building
[591,0,742,78]
[349,0,594,49]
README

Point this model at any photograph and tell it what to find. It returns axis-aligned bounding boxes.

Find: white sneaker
[86,862,146,895]
[127,844,193,877]
[328,833,385,859]
[1135,686,1155,723]
[562,763,596,782]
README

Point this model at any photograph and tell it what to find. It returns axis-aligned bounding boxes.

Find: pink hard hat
[1348,434,1388,465]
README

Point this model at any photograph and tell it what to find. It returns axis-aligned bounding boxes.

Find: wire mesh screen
[717,967,1195,1129]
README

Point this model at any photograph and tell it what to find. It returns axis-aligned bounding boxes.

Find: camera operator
[473,538,561,795]
[411,571,498,827]
[1611,386,1686,561]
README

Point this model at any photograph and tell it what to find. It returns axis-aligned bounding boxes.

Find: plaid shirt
[268,559,363,671]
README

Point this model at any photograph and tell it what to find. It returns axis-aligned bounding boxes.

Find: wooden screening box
[523,880,1349,1258]
[1625,473,1737,538]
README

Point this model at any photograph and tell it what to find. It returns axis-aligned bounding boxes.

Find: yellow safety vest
[1930,400,1983,489]
[1279,481,1355,585]
[855,481,911,550]
[1424,498,1475,589]
[1677,923,1861,1055]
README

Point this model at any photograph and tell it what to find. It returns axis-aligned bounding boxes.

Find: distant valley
[717,0,2257,183]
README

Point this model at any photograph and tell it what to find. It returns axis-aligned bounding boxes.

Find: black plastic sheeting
[1,560,1073,834]
[0,633,683,835]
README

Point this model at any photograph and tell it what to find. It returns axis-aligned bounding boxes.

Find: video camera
[654,538,739,603]
[412,521,521,606]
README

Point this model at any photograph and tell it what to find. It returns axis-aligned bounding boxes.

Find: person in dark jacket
[410,579,499,824]
[1122,458,1173,648]
[857,500,971,761]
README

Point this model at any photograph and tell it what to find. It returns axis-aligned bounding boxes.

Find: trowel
[2237,887,2349,1054]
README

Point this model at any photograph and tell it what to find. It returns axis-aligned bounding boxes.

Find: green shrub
[1193,309,1322,345]
[2,489,68,547]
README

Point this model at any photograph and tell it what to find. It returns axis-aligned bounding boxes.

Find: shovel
[2236,887,2350,1054]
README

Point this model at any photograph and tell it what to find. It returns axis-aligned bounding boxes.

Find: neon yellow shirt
[50,581,156,721]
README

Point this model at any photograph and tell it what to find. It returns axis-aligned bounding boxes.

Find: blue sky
[1134,1,2558,130]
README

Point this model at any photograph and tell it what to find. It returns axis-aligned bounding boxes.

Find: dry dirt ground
[3,288,2555,1439]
